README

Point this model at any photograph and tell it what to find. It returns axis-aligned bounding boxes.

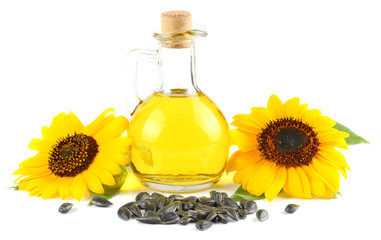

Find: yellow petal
[18,153,48,168]
[318,129,349,150]
[295,167,312,198]
[241,166,259,191]
[311,160,340,193]
[98,136,132,155]
[250,107,276,124]
[13,165,51,176]
[283,167,306,198]
[313,116,336,131]
[231,114,262,133]
[49,112,70,138]
[247,161,276,197]
[267,94,285,118]
[83,108,116,136]
[42,178,60,199]
[41,126,58,145]
[265,166,287,201]
[28,138,51,153]
[15,170,53,185]
[316,148,350,178]
[98,153,129,166]
[90,164,116,186]
[233,167,251,184]
[302,165,333,198]
[94,116,129,144]
[68,112,85,133]
[83,170,104,194]
[71,174,86,201]
[229,129,257,152]
[58,177,73,200]
[18,174,53,191]
[283,97,300,117]
[300,109,322,126]
[93,160,122,175]
[226,150,261,173]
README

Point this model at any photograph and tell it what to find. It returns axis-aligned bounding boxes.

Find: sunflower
[226,95,350,201]
[13,108,131,201]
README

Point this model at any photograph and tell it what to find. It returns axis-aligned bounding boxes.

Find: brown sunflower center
[257,118,320,168]
[48,133,99,177]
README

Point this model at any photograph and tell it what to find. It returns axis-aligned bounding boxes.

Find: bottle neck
[157,44,199,96]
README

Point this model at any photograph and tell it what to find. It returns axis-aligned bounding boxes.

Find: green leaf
[230,185,265,201]
[333,122,369,145]
[90,165,128,202]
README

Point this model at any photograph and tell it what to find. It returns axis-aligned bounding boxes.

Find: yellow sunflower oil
[129,91,229,191]
[126,11,230,192]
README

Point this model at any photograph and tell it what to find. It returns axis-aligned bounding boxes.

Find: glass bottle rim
[153,24,208,45]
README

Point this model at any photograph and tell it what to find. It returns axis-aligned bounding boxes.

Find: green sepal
[333,122,369,145]
[9,185,19,190]
[89,165,128,203]
[230,185,265,201]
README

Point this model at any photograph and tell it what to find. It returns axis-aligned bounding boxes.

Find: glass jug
[126,11,230,192]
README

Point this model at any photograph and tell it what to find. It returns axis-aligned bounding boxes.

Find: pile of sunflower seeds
[117,191,260,230]
[59,192,300,230]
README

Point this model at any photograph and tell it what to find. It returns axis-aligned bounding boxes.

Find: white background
[0,0,380,239]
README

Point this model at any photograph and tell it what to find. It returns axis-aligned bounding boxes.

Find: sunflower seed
[168,194,184,201]
[117,207,132,221]
[145,203,156,212]
[144,210,159,217]
[136,200,150,209]
[136,216,161,224]
[121,201,137,208]
[156,203,177,216]
[183,196,198,203]
[199,198,216,207]
[285,204,300,214]
[179,217,193,225]
[239,199,248,209]
[161,212,180,224]
[173,201,183,211]
[151,192,165,199]
[221,192,228,198]
[256,209,269,222]
[195,220,213,231]
[91,197,113,207]
[237,208,246,219]
[210,191,223,206]
[128,205,142,218]
[187,200,198,209]
[220,197,239,209]
[198,196,207,202]
[176,210,198,220]
[225,208,239,221]
[205,212,218,221]
[243,200,258,214]
[195,204,215,211]
[217,213,229,224]
[58,202,73,214]
[214,207,227,214]
[135,192,150,201]
[155,196,167,210]
[165,198,174,206]
[181,202,193,211]
[194,210,212,221]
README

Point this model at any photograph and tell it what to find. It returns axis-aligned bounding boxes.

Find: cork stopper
[161,10,192,48]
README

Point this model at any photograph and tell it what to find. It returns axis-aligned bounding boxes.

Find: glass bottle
[126,11,230,192]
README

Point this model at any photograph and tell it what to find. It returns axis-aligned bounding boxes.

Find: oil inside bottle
[129,90,230,192]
